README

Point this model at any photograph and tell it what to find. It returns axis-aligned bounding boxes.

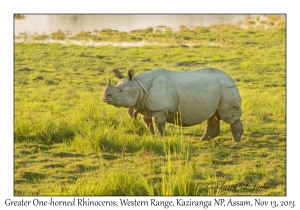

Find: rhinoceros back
[174,68,241,125]
[168,68,223,125]
[135,68,241,125]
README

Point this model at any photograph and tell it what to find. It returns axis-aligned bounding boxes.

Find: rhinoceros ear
[128,69,134,81]
[113,69,124,79]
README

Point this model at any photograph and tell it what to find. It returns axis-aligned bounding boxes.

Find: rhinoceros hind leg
[230,119,244,142]
[201,111,220,141]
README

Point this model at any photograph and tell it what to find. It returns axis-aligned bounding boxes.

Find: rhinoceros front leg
[141,115,155,135]
[152,111,166,136]
[230,119,244,142]
[201,111,221,141]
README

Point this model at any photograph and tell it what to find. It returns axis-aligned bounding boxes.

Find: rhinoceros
[102,68,244,142]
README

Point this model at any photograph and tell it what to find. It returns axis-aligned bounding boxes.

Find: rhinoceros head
[102,69,139,109]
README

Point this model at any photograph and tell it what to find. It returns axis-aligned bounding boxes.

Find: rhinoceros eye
[119,89,123,92]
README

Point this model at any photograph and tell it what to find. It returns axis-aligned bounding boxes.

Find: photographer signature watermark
[207,181,279,192]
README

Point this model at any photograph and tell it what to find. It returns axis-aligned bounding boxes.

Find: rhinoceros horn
[102,79,113,101]
[107,78,111,86]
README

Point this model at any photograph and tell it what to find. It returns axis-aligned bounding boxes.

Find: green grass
[14,16,286,196]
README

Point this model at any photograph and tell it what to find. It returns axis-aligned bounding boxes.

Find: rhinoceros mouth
[103,97,122,108]
[102,97,114,104]
[102,94,113,102]
[102,98,109,103]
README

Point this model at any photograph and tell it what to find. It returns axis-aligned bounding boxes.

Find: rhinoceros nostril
[106,94,112,98]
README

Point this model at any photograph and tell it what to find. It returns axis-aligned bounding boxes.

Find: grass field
[14,15,286,195]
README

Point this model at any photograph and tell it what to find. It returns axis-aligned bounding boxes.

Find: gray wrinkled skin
[102,68,244,142]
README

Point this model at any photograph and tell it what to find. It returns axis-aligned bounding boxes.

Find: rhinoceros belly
[170,70,222,126]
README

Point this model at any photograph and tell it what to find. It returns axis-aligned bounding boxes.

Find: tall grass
[45,134,198,196]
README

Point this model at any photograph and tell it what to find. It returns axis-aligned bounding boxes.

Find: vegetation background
[14,15,286,195]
